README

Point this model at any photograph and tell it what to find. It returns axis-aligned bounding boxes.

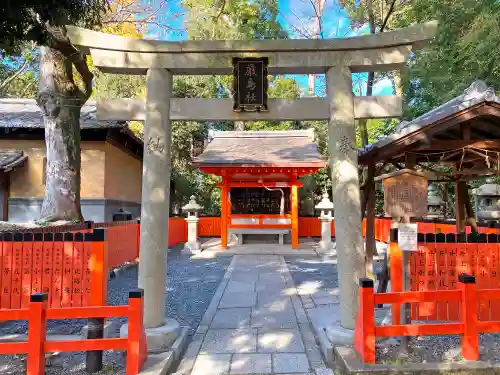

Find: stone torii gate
[67,22,437,351]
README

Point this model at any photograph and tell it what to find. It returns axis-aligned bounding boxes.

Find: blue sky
[143,0,393,96]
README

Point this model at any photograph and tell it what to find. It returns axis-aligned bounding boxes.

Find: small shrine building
[193,129,325,249]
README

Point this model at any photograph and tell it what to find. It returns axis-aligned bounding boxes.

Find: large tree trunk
[36,26,93,223]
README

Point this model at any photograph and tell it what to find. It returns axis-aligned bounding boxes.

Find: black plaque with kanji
[232,57,268,112]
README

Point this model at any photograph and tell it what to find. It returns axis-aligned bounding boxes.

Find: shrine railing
[228,214,292,229]
[0,290,147,374]
[371,216,500,244]
[354,275,485,364]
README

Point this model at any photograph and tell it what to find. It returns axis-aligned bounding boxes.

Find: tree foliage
[0,45,39,97]
[393,0,500,118]
[5,0,499,221]
[0,0,108,54]
[0,0,111,222]
[182,0,285,40]
[164,0,307,214]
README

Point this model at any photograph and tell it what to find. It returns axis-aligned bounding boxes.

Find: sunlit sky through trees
[141,0,394,96]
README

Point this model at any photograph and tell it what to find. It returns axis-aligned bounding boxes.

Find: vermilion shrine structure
[194,129,325,249]
[66,22,437,351]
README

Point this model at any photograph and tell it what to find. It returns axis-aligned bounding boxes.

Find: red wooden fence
[0,230,109,309]
[298,217,321,237]
[0,290,147,374]
[95,221,141,269]
[354,274,500,364]
[408,232,500,321]
[168,218,187,247]
[196,216,335,238]
[199,217,221,237]
[371,217,499,244]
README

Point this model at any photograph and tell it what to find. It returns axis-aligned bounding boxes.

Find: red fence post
[126,288,147,375]
[389,228,402,325]
[354,278,375,364]
[87,229,108,306]
[26,293,48,375]
[136,220,141,260]
[459,273,479,360]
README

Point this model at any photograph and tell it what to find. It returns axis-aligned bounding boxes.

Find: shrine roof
[0,151,27,172]
[358,80,500,165]
[0,99,123,129]
[193,129,325,168]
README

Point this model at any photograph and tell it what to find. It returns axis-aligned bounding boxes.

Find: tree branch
[0,55,32,91]
[212,0,227,39]
[20,80,36,97]
[41,25,93,101]
[366,0,376,34]
[380,0,397,32]
[309,0,325,39]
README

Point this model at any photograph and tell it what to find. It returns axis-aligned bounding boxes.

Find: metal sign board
[232,57,268,112]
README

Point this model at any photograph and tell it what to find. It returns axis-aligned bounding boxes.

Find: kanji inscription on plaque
[232,57,268,112]
[382,170,428,218]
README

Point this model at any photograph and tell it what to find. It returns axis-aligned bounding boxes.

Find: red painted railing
[370,217,500,244]
[96,221,141,269]
[0,219,189,310]
[385,230,500,322]
[0,290,147,374]
[168,217,187,247]
[0,230,109,309]
[298,217,321,237]
[199,217,221,237]
[354,274,496,364]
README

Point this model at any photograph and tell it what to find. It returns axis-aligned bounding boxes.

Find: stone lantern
[474,179,500,222]
[426,185,445,219]
[182,195,202,251]
[315,191,335,252]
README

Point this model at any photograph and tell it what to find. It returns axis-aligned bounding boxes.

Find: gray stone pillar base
[120,318,180,353]
[184,241,201,252]
[317,241,336,253]
[325,323,354,345]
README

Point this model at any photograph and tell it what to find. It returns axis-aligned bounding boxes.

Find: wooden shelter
[193,129,325,248]
[359,80,500,238]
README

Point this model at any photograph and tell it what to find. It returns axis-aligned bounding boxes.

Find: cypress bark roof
[193,129,325,167]
[359,80,500,164]
[0,151,27,172]
[0,99,144,159]
[0,99,123,129]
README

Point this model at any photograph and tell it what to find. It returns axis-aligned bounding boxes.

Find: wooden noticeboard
[232,57,268,112]
[381,169,428,218]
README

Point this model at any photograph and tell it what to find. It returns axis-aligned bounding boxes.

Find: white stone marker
[127,67,180,352]
[326,66,364,333]
[183,195,202,252]
[315,191,335,253]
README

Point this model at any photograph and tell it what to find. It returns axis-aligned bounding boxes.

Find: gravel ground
[286,255,500,367]
[285,256,339,290]
[377,332,500,364]
[0,246,232,374]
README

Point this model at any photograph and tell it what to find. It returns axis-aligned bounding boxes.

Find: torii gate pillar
[326,66,364,339]
[121,68,180,352]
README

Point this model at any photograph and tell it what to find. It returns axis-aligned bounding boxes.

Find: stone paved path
[176,255,331,375]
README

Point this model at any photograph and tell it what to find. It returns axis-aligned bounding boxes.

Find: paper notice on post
[398,223,418,251]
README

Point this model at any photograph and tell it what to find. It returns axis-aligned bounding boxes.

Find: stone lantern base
[317,216,336,255]
[184,217,201,252]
